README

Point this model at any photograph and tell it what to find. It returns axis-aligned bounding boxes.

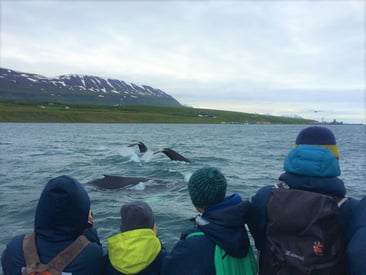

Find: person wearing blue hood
[162,167,257,275]
[1,175,105,275]
[249,126,360,274]
[104,200,168,275]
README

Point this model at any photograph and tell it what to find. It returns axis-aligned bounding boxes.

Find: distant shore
[4,101,362,125]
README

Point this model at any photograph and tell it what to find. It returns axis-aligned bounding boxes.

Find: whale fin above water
[128,141,191,163]
[154,148,191,163]
[128,141,148,153]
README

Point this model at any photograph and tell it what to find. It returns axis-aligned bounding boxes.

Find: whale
[87,175,185,191]
[128,141,191,163]
[87,174,172,189]
[128,141,148,153]
[154,148,191,163]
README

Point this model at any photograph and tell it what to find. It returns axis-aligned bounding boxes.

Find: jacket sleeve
[248,185,273,251]
[161,236,215,275]
[346,197,366,275]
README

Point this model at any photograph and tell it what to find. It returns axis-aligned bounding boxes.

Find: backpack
[187,231,257,275]
[260,183,347,275]
[22,232,90,275]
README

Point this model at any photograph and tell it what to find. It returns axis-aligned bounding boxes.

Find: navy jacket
[162,193,252,275]
[1,175,105,275]
[346,196,366,275]
[248,146,359,272]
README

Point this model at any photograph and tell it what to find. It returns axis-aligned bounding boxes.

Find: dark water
[1,123,365,263]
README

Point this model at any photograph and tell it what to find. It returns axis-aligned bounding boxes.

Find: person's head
[120,201,155,233]
[188,167,227,212]
[295,126,339,159]
[35,175,91,240]
[284,126,341,177]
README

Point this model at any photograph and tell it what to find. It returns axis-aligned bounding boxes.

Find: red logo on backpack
[313,241,324,256]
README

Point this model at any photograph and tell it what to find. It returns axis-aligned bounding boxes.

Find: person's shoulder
[345,197,365,235]
[1,234,27,273]
[172,228,212,251]
[251,185,274,203]
[340,197,360,221]
[74,237,105,272]
[3,233,26,254]
[81,239,104,259]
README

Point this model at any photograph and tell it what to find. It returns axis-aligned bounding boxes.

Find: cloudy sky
[1,0,365,123]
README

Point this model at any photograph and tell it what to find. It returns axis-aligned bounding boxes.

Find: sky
[1,0,365,124]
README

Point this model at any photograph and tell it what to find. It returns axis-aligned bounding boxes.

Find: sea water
[0,123,365,264]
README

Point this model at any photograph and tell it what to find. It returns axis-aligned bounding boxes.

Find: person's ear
[88,210,94,225]
[153,223,158,235]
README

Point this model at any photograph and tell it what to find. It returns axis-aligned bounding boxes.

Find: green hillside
[0,102,316,124]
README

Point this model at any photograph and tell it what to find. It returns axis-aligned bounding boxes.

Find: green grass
[0,102,316,124]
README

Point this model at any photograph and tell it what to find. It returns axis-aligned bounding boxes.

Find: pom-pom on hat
[120,201,154,232]
[295,126,339,159]
[188,167,227,209]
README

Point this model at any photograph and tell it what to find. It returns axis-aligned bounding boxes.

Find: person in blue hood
[104,200,168,275]
[162,167,257,275]
[248,126,360,274]
[1,175,104,275]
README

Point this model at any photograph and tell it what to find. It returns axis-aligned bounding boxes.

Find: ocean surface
[1,123,365,267]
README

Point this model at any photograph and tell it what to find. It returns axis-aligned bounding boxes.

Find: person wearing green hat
[162,167,257,275]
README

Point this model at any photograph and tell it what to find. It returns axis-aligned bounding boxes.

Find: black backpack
[259,183,347,275]
[22,232,90,275]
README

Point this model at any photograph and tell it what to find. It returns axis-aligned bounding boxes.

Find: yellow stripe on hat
[320,144,339,159]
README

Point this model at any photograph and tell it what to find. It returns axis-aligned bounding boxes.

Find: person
[249,126,360,274]
[1,175,105,275]
[346,196,366,275]
[162,167,257,275]
[104,200,168,275]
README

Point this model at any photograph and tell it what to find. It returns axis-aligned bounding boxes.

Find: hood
[34,175,90,242]
[107,229,161,274]
[284,145,340,177]
[279,172,346,197]
[198,193,250,257]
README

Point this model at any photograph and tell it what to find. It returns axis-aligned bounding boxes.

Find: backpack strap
[186,231,205,239]
[22,232,50,274]
[22,233,90,275]
[337,197,348,207]
[48,235,90,271]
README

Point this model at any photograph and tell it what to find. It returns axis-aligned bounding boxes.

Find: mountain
[0,68,182,107]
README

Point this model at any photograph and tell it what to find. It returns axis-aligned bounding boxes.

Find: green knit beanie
[188,167,227,209]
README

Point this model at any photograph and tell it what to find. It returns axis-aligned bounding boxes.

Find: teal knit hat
[188,167,227,209]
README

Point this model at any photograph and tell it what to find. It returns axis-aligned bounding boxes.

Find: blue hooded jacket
[162,193,252,275]
[1,175,105,275]
[248,146,359,270]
